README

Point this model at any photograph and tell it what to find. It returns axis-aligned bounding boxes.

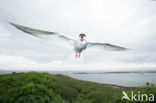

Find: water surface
[0,70,156,87]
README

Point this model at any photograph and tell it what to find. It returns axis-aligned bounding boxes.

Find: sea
[0,70,156,87]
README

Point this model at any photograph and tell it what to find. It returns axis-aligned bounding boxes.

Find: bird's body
[9,22,129,58]
[74,39,87,53]
[74,39,87,57]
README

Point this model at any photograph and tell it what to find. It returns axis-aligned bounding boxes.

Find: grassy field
[0,72,155,103]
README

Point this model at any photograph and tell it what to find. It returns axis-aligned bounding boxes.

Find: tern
[9,22,129,58]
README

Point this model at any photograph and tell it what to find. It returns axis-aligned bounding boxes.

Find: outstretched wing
[87,42,129,51]
[9,22,75,42]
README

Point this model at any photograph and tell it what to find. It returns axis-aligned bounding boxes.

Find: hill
[0,72,155,103]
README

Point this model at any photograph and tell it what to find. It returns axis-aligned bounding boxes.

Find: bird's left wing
[8,22,75,43]
[87,42,129,51]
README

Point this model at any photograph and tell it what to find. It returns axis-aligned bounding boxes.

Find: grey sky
[0,0,156,71]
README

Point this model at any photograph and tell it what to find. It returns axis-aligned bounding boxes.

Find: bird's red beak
[80,35,84,40]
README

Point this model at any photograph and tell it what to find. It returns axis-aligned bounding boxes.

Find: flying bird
[9,22,129,58]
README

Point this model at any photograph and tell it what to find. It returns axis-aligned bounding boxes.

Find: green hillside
[0,72,155,103]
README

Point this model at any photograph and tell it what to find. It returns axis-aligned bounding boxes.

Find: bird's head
[79,33,86,41]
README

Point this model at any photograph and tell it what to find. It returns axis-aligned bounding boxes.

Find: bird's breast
[74,40,87,52]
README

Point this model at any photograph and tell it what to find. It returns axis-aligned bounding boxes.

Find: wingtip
[6,21,12,24]
[6,21,17,26]
[116,47,131,51]
[122,48,131,51]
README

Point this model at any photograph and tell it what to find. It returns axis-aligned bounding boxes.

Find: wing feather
[87,42,129,51]
[9,22,75,42]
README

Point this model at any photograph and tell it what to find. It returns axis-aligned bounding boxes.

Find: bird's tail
[58,50,88,70]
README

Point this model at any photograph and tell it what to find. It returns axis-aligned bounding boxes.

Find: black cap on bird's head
[79,33,86,37]
[79,33,86,40]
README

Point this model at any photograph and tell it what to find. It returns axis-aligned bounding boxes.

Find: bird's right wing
[87,42,129,51]
[9,22,75,43]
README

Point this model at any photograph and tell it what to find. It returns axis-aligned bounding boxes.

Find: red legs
[76,52,78,58]
[79,52,81,58]
[76,52,81,58]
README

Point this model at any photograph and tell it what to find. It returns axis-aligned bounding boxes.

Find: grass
[0,72,155,103]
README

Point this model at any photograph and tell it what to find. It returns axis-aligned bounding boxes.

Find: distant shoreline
[73,71,156,74]
[1,70,156,74]
[78,79,137,89]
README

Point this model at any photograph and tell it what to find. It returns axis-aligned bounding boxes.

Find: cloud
[0,55,37,66]
[0,0,156,71]
[0,54,156,71]
[0,23,11,43]
[0,55,63,70]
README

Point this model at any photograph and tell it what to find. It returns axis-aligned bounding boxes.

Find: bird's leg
[79,52,81,58]
[76,52,78,58]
